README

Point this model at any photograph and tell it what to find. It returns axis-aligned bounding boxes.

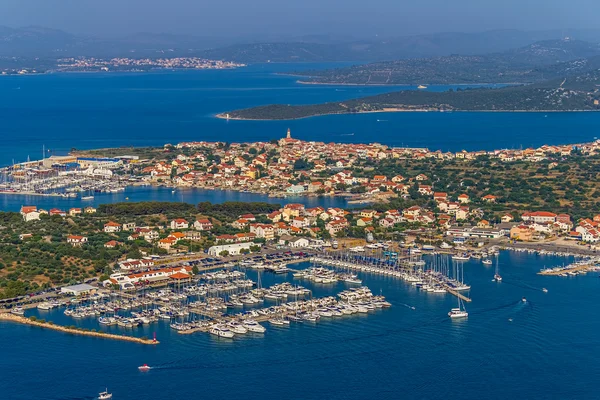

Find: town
[0,56,246,75]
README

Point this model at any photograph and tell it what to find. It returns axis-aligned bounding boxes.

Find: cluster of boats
[503,246,589,258]
[310,257,470,293]
[539,259,600,276]
[292,267,362,284]
[188,289,390,337]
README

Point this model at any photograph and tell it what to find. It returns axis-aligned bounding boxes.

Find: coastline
[0,312,159,345]
[216,108,599,121]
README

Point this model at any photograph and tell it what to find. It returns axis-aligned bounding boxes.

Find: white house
[208,242,260,256]
[67,235,88,246]
[104,221,122,233]
[170,219,189,230]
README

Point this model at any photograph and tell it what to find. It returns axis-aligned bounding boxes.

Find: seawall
[0,312,159,345]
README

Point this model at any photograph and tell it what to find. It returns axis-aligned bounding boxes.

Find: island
[218,71,600,120]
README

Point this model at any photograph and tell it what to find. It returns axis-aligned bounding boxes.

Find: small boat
[448,298,468,319]
[482,259,492,265]
[494,274,502,282]
[269,318,289,326]
[542,288,548,293]
[417,85,428,89]
[10,307,24,316]
[138,364,151,372]
[99,389,113,399]
[522,297,527,303]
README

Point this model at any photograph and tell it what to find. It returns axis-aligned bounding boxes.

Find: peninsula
[218,70,600,120]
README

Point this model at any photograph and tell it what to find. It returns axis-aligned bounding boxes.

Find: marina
[4,248,599,400]
[19,263,391,340]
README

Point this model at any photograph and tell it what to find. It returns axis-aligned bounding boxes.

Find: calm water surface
[1,64,599,167]
[2,251,599,400]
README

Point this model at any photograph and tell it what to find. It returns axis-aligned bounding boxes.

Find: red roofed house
[433,192,448,202]
[194,219,213,231]
[481,194,497,203]
[49,208,67,217]
[522,211,557,224]
[67,235,88,247]
[104,221,122,233]
[104,240,121,249]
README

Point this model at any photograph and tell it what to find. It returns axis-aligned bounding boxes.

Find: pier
[310,251,473,302]
[0,312,159,345]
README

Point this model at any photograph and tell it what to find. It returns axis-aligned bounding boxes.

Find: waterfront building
[522,211,558,223]
[20,206,40,222]
[208,242,260,256]
[61,283,97,296]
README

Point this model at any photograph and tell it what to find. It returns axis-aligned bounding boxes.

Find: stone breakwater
[0,312,159,345]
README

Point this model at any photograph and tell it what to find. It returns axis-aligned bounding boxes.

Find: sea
[2,65,600,399]
[2,251,600,400]
[2,63,600,212]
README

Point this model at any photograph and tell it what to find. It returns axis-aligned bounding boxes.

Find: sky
[0,0,597,38]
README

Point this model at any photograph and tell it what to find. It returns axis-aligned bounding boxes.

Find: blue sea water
[2,251,600,400]
[1,63,599,168]
[0,186,350,213]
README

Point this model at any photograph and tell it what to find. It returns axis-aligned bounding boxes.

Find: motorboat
[269,318,289,326]
[452,254,470,261]
[209,325,235,338]
[10,307,24,316]
[99,389,113,399]
[138,364,151,372]
[522,297,527,303]
[242,320,266,333]
[494,274,502,282]
[482,259,492,265]
[542,288,548,293]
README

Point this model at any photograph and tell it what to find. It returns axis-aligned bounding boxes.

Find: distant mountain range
[292,39,600,85]
[2,26,600,62]
[199,30,600,63]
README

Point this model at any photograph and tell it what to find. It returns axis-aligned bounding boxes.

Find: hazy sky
[1,0,596,37]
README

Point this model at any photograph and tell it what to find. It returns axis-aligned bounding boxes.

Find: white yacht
[482,259,492,265]
[209,325,235,338]
[448,299,468,319]
[242,320,266,333]
[36,302,53,310]
[227,322,248,334]
[10,307,24,316]
[269,318,289,326]
[494,274,503,282]
[98,389,113,399]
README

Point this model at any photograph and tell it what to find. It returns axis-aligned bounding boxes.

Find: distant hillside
[293,39,600,85]
[221,70,600,120]
[199,30,600,63]
[0,26,232,58]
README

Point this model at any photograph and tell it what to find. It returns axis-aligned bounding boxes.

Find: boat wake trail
[501,279,544,292]
[399,303,416,310]
[472,299,521,315]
